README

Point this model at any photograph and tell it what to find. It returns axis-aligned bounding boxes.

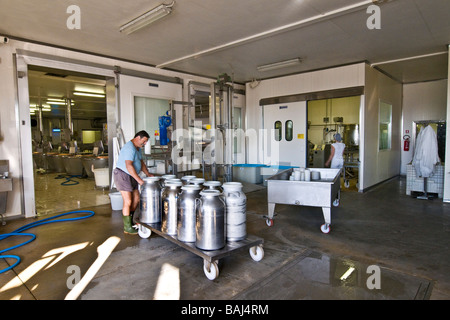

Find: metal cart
[134,218,264,280]
[343,161,359,189]
[265,168,341,234]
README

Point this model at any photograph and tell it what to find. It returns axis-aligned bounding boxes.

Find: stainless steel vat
[223,182,247,242]
[46,153,66,173]
[161,180,182,235]
[62,155,84,176]
[196,189,226,251]
[140,177,162,224]
[82,155,108,178]
[177,184,202,243]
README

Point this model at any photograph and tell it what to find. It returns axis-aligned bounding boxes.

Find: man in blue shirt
[114,131,153,234]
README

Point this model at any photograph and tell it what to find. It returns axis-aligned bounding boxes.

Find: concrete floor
[0,176,449,301]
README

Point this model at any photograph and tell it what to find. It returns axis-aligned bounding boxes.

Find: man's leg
[130,189,140,226]
[120,191,137,235]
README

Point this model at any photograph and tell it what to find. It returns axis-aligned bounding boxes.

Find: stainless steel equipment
[161,180,182,235]
[0,160,12,223]
[312,144,331,168]
[82,155,108,178]
[222,182,247,242]
[177,184,202,243]
[139,177,162,224]
[62,155,84,176]
[46,153,66,173]
[266,168,341,234]
[196,189,226,251]
[343,124,359,147]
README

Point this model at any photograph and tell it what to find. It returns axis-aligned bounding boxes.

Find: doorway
[307,96,361,190]
[27,66,112,216]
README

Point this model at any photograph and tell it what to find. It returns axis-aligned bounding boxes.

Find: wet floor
[0,176,448,301]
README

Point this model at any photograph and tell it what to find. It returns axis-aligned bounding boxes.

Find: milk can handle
[226,191,241,198]
[195,198,202,210]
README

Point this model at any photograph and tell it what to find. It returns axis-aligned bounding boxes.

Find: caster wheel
[249,245,264,262]
[333,199,340,207]
[266,218,274,227]
[320,224,331,234]
[138,225,152,239]
[203,260,219,280]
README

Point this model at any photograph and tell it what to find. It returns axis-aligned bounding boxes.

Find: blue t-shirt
[116,141,142,175]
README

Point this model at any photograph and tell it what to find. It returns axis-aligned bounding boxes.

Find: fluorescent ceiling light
[73,92,105,98]
[340,267,355,281]
[257,58,302,72]
[120,1,175,35]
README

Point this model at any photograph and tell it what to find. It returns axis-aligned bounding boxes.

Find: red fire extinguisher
[403,135,410,151]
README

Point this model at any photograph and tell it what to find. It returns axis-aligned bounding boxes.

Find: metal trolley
[135,218,265,281]
[265,168,341,234]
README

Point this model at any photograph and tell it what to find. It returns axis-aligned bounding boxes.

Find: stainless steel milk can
[161,179,182,235]
[140,177,162,224]
[177,184,202,243]
[222,182,247,242]
[195,189,226,251]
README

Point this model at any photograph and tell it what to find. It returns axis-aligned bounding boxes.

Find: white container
[109,192,123,211]
[93,166,109,188]
[305,169,311,181]
[222,182,247,242]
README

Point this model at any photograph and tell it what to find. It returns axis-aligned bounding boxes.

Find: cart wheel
[333,199,340,207]
[249,245,264,262]
[320,224,331,234]
[138,225,152,239]
[203,260,219,281]
[344,180,350,188]
[266,218,274,227]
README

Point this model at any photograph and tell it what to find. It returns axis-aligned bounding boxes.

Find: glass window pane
[286,120,293,141]
[379,101,392,150]
[275,121,282,142]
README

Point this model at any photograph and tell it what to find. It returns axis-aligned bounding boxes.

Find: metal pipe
[210,83,217,180]
[66,98,73,136]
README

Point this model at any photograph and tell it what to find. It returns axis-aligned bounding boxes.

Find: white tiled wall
[406,164,444,198]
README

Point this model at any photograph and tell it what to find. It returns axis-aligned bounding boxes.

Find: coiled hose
[0,210,95,274]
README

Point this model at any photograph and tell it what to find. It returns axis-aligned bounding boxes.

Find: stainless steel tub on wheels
[265,168,341,234]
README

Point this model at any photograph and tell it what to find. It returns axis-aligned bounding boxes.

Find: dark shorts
[113,168,138,192]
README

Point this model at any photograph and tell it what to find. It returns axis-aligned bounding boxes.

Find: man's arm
[140,160,153,177]
[125,160,145,185]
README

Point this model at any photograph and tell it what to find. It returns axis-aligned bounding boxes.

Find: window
[274,121,282,141]
[285,120,293,141]
[379,101,392,150]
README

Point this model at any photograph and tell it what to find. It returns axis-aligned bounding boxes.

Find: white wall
[363,65,403,190]
[0,40,221,218]
[444,48,450,203]
[401,80,448,175]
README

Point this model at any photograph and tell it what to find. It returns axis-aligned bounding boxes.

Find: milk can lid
[204,181,222,187]
[200,189,222,197]
[181,184,202,191]
[144,176,160,182]
[165,179,183,186]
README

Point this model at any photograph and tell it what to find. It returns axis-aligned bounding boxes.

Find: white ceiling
[0,0,449,92]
